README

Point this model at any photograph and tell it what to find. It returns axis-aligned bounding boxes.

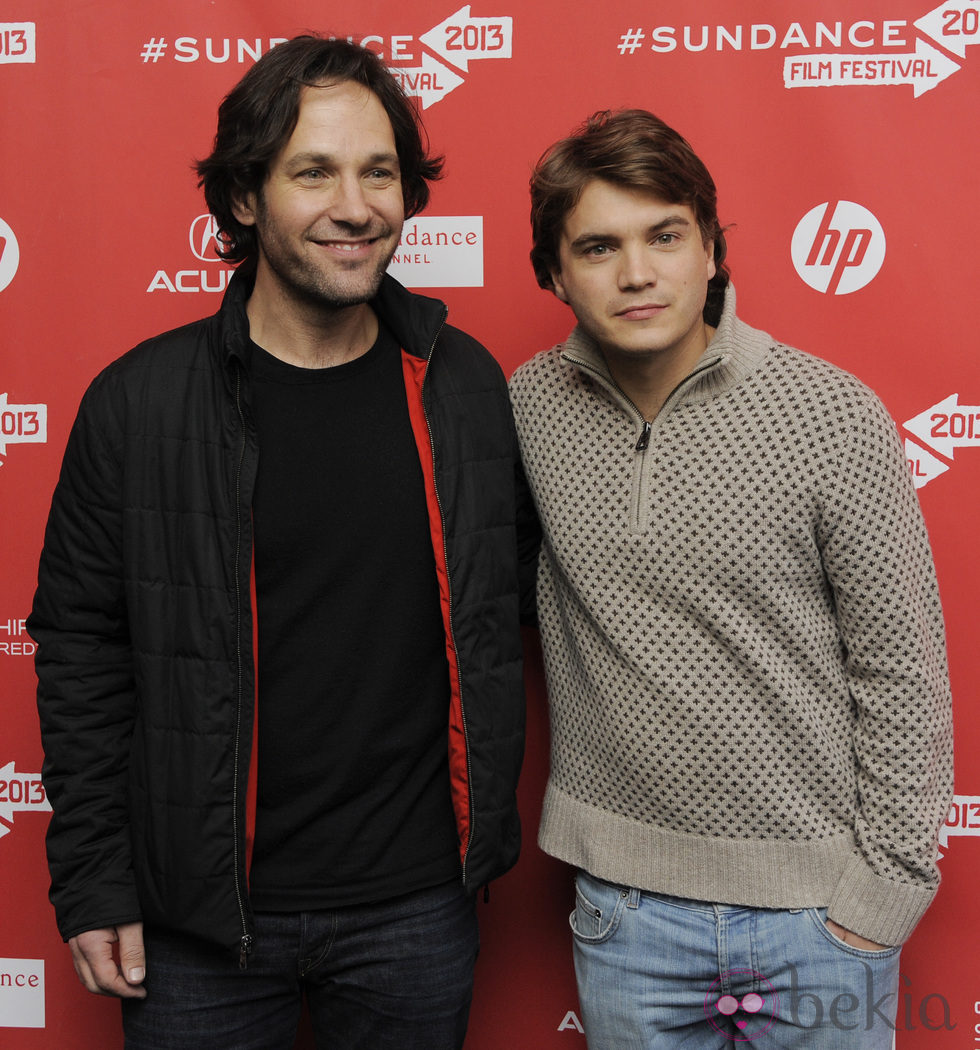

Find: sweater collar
[559,283,773,406]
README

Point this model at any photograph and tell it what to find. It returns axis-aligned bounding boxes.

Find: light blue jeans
[571,870,902,1049]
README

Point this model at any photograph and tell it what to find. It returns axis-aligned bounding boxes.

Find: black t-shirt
[246,322,460,909]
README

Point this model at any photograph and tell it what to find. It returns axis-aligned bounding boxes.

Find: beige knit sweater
[509,286,953,946]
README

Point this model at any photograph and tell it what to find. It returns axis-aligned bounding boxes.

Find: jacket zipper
[420,309,476,886]
[231,363,253,969]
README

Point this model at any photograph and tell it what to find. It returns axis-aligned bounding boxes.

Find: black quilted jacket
[29,270,535,959]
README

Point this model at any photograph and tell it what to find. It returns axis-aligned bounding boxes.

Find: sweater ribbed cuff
[827,853,938,946]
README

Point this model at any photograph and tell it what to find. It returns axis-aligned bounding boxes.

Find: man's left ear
[550,269,569,305]
[232,192,258,228]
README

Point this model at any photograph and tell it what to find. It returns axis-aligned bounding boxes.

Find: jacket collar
[215,268,448,372]
[372,274,448,361]
[216,265,255,372]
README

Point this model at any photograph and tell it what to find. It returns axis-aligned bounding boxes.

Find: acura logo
[188,213,222,262]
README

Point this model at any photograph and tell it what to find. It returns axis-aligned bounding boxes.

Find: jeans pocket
[569,872,628,944]
[806,908,901,960]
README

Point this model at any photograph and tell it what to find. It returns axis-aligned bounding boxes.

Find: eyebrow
[568,214,692,250]
[283,150,401,170]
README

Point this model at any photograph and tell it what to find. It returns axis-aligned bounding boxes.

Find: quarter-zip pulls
[562,350,725,533]
[563,350,724,448]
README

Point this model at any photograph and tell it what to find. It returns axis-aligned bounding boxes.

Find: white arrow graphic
[904,393,980,460]
[421,5,513,72]
[938,795,980,856]
[783,38,960,97]
[904,437,950,489]
[0,392,47,456]
[0,761,52,826]
[389,53,464,110]
[915,0,980,58]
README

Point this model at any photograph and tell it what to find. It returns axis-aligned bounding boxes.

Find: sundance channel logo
[0,959,44,1028]
[386,216,484,287]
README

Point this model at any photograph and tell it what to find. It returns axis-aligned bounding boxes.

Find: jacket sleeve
[511,411,541,628]
[507,371,542,627]
[27,374,143,941]
[819,388,954,946]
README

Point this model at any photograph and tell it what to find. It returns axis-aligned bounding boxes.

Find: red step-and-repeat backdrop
[2,1,978,1045]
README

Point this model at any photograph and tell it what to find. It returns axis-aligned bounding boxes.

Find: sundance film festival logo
[0,392,46,464]
[613,8,978,96]
[0,216,20,293]
[137,7,513,108]
[0,762,51,843]
[904,395,980,488]
[0,23,35,63]
[938,794,980,854]
[791,201,886,294]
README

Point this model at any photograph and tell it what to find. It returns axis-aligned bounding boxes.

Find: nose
[618,244,657,290]
[327,174,372,228]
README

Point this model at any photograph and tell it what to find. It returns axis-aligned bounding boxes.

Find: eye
[654,232,679,246]
[584,243,612,257]
[366,168,398,184]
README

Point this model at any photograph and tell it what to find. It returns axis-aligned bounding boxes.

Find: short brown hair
[530,109,729,324]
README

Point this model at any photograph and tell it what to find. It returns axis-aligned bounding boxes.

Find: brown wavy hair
[196,35,443,265]
[530,109,729,324]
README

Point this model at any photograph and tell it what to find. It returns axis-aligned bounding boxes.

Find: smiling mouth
[309,223,393,253]
[317,238,376,251]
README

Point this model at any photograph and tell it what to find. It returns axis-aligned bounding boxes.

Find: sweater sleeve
[817,385,954,945]
[27,374,143,941]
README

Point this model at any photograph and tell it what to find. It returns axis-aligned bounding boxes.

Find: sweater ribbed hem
[538,783,935,944]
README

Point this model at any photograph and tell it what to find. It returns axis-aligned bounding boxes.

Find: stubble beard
[267,230,399,311]
[251,191,402,311]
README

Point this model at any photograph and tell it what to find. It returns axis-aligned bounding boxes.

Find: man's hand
[825,917,889,952]
[68,922,147,998]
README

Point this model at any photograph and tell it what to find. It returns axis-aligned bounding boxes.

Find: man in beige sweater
[509,109,953,1048]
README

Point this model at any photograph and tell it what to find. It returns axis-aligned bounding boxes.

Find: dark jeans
[122,880,479,1050]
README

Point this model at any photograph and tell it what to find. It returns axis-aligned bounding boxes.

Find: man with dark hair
[30,35,533,1049]
[509,109,953,1047]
